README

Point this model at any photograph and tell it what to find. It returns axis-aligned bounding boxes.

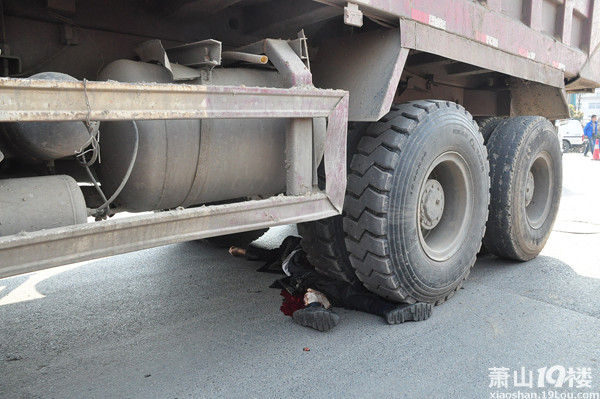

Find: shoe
[384,302,432,325]
[292,304,340,332]
[584,154,589,157]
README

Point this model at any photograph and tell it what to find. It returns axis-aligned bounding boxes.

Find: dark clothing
[247,239,397,317]
[246,235,301,273]
[279,249,397,316]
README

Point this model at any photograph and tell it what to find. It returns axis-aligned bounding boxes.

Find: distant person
[230,237,432,332]
[583,115,598,157]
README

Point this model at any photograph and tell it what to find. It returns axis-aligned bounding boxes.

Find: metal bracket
[344,3,363,27]
[166,39,222,70]
[135,40,205,81]
[135,39,172,70]
[236,35,313,87]
[0,78,348,278]
[288,30,311,71]
[264,39,312,87]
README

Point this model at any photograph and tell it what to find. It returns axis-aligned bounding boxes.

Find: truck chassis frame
[0,78,348,278]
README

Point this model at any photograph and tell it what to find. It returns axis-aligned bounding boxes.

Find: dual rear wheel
[483,117,562,261]
[300,101,562,304]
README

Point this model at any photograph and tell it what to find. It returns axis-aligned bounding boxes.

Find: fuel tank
[0,175,87,236]
[2,72,92,162]
[97,60,291,211]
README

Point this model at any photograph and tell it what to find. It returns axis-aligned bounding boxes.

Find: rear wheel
[475,116,505,256]
[297,218,357,283]
[562,140,571,153]
[344,101,489,304]
[483,117,562,261]
[475,116,504,145]
[296,122,365,284]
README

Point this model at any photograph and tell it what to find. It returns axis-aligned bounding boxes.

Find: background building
[579,89,600,120]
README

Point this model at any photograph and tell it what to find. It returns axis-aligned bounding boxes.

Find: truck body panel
[318,0,598,86]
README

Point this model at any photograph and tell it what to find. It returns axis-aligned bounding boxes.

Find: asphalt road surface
[1,153,600,399]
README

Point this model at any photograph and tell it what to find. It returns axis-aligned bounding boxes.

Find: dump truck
[1,0,599,305]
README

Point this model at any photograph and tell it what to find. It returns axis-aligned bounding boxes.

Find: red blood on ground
[280,290,305,316]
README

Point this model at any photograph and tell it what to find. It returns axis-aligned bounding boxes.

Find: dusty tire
[475,117,504,256]
[475,116,504,145]
[297,123,365,284]
[483,117,562,261]
[344,101,490,304]
[297,218,357,283]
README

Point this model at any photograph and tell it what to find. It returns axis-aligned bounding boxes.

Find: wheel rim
[417,151,473,262]
[525,151,553,229]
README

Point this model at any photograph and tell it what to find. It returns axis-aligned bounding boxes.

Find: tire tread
[345,101,487,303]
[483,116,561,261]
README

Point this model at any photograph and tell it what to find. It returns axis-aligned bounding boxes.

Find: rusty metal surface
[313,29,409,121]
[0,78,344,122]
[569,44,600,91]
[399,19,565,89]
[264,39,312,87]
[0,194,338,279]
[509,80,570,120]
[313,0,598,88]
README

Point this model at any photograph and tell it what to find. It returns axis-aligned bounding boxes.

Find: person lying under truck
[229,236,432,332]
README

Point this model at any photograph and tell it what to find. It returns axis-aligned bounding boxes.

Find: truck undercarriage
[1,0,598,304]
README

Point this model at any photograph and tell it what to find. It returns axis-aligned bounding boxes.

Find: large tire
[475,116,505,145]
[483,117,562,261]
[345,101,490,304]
[475,116,504,256]
[297,218,357,283]
[296,123,365,284]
